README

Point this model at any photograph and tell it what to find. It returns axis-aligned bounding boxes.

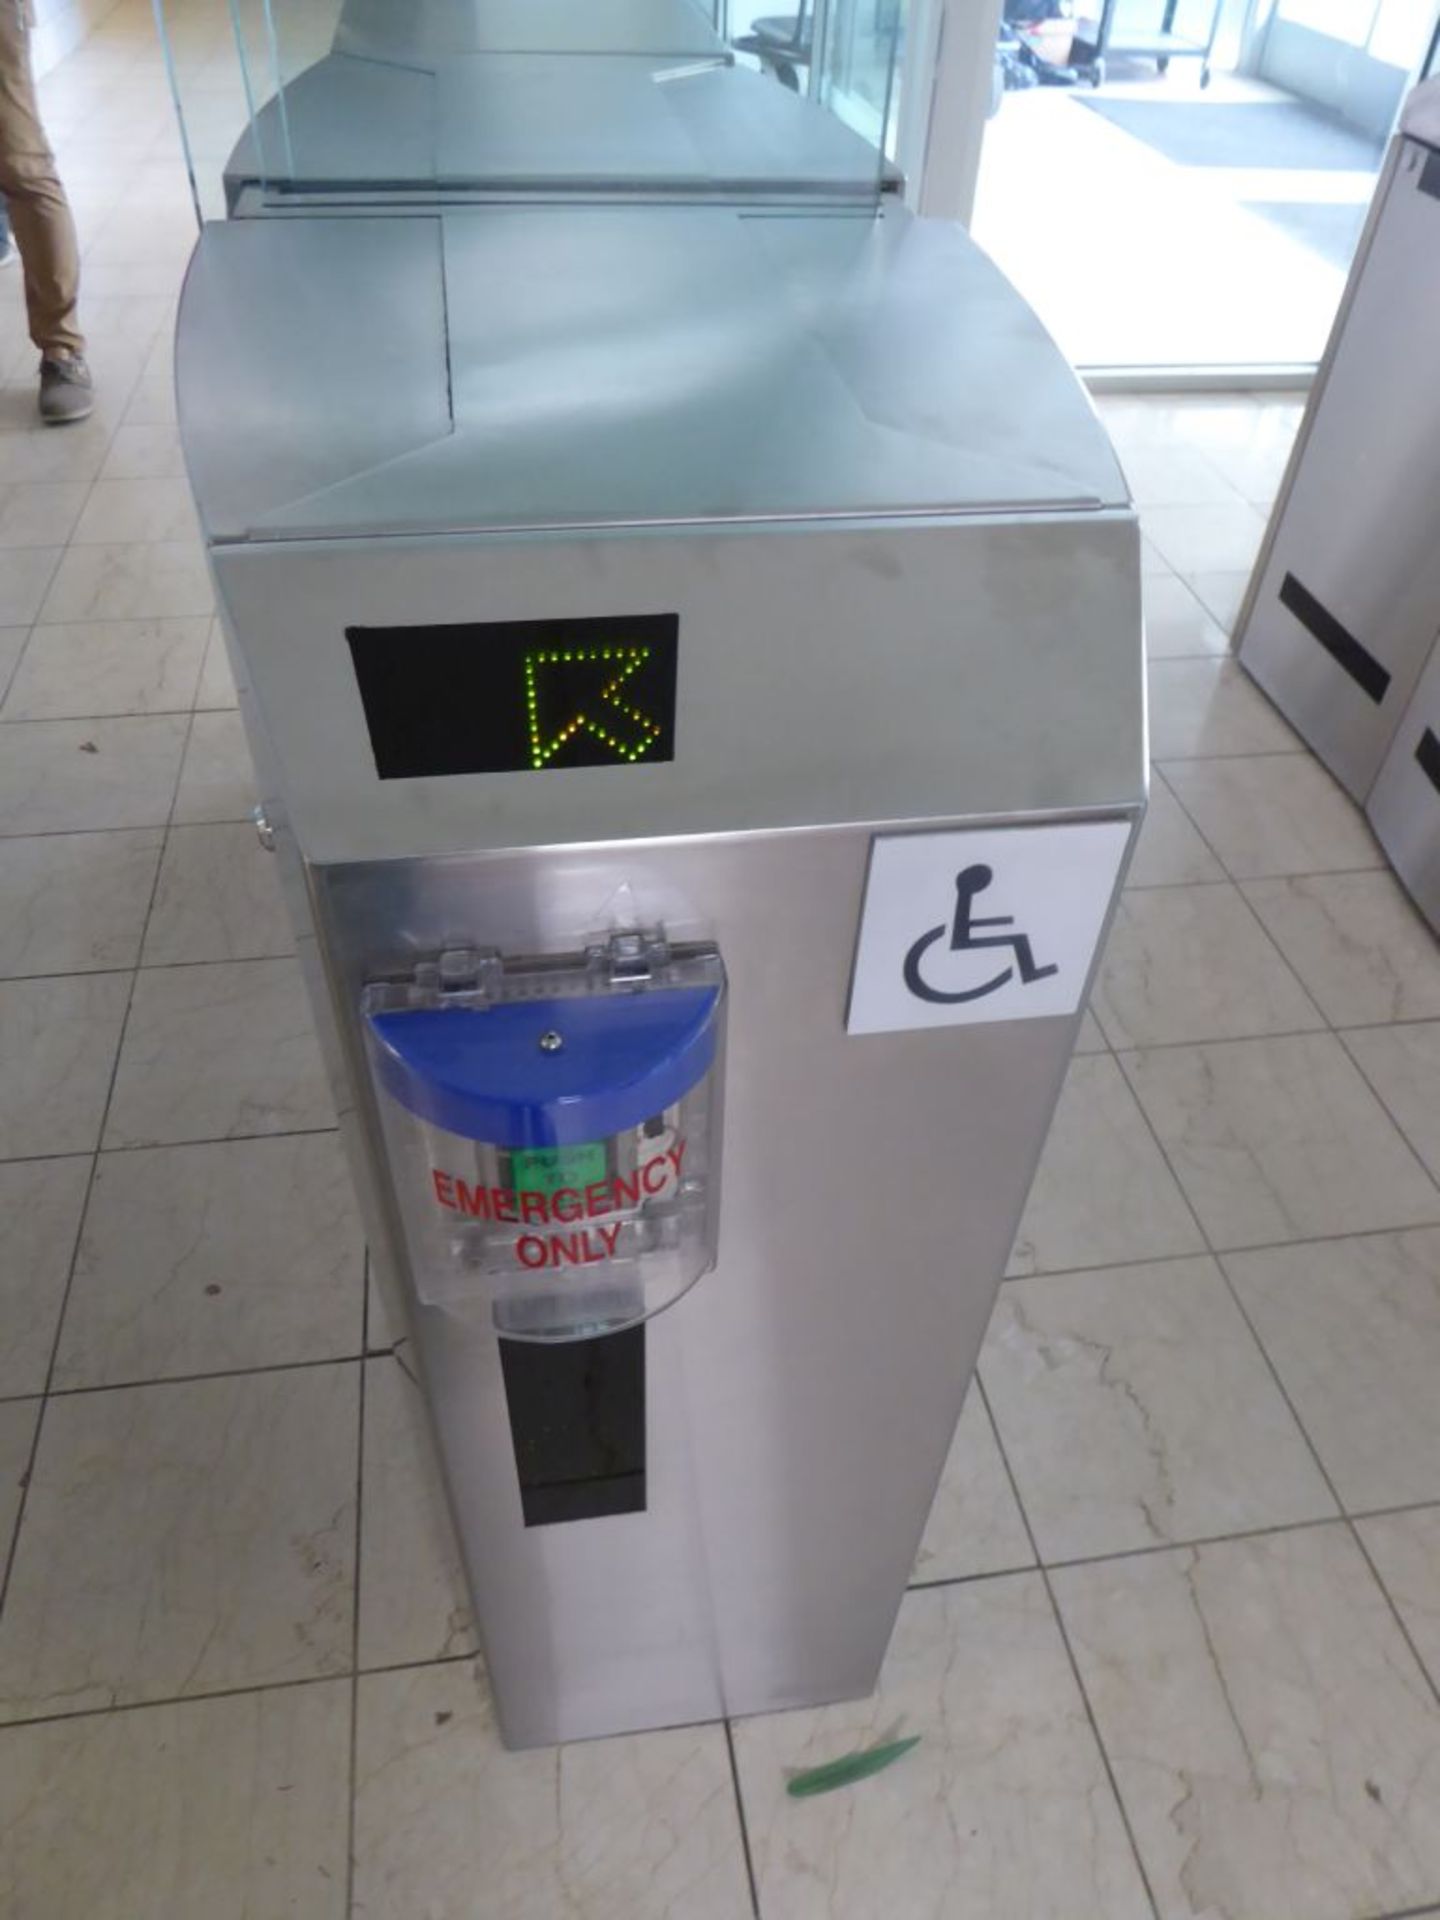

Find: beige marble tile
[1123,1034,1440,1250]
[1143,500,1267,578]
[2,615,208,719]
[105,956,333,1147]
[353,1661,752,1920]
[0,1679,350,1920]
[0,546,61,623]
[1119,440,1241,509]
[1226,1229,1440,1512]
[359,1355,477,1670]
[734,1576,1151,1920]
[99,420,187,480]
[0,1363,359,1719]
[1342,1022,1440,1182]
[0,1157,88,1398]
[0,828,161,977]
[367,1260,403,1352]
[984,1258,1334,1561]
[0,971,130,1160]
[71,476,199,544]
[1056,1526,1440,1920]
[0,713,187,832]
[39,540,213,622]
[0,1397,39,1557]
[911,1385,1033,1585]
[1242,871,1440,1026]
[0,479,88,547]
[1142,572,1230,659]
[1161,755,1382,880]
[1006,1055,1205,1277]
[172,708,257,824]
[141,821,293,964]
[194,619,238,708]
[1186,571,1253,634]
[1125,776,1225,888]
[0,622,22,699]
[0,415,109,484]
[1094,885,1322,1048]
[1357,1507,1440,1691]
[55,1133,365,1388]
[1146,659,1298,760]
[1073,1007,1107,1053]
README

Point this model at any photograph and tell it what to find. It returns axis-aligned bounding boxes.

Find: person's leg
[0,0,90,419]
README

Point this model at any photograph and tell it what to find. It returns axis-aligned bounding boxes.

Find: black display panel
[347,614,678,779]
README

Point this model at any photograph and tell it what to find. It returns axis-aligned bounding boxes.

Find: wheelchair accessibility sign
[847,821,1130,1035]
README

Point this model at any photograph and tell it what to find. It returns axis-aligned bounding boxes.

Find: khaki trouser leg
[0,0,84,360]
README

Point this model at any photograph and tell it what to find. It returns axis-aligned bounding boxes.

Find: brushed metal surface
[175,205,1129,544]
[224,54,896,206]
[309,818,1135,1745]
[212,511,1143,867]
[1238,138,1440,801]
[1368,639,1440,932]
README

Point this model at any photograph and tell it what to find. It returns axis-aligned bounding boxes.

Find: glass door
[928,0,1440,372]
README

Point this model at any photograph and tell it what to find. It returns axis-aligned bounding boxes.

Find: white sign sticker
[847,821,1131,1035]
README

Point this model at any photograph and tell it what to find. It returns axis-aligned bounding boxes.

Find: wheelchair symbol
[903,864,1059,1005]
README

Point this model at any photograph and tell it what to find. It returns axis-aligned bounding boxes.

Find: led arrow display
[347,613,678,780]
[525,645,664,768]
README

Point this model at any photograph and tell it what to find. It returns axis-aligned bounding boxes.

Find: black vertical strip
[1415,726,1440,795]
[1420,149,1440,204]
[500,1326,647,1527]
[1279,573,1391,704]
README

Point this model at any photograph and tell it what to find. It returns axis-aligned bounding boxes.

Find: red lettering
[516,1235,548,1269]
[596,1221,621,1260]
[667,1139,686,1179]
[455,1179,489,1219]
[612,1169,641,1209]
[432,1169,456,1210]
[493,1189,518,1225]
[552,1188,582,1223]
[641,1154,668,1195]
[551,1232,583,1267]
[519,1189,550,1226]
[584,1180,611,1218]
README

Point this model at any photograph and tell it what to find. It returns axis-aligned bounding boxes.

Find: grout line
[0,698,190,1619]
[975,1374,1163,1920]
[1003,1216,1440,1288]
[723,1717,763,1920]
[40,1344,369,1399]
[0,1122,338,1169]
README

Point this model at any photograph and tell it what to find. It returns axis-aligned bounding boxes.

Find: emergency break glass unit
[159,0,1145,1752]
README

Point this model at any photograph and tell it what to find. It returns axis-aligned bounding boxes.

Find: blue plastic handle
[368,986,721,1148]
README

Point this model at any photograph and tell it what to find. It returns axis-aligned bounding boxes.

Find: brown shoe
[39,353,94,425]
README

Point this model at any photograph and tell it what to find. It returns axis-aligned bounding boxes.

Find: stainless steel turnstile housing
[1237,100,1440,929]
[175,202,1144,1749]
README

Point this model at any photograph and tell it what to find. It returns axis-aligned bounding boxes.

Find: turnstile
[173,199,1145,1748]
[1236,82,1440,928]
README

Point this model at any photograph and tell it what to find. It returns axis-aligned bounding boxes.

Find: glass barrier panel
[152,0,903,213]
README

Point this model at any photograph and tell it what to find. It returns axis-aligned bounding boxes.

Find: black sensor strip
[1279,573,1391,705]
[1416,726,1440,797]
[1420,149,1440,204]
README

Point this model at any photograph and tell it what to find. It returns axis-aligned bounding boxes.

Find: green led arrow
[524,644,661,769]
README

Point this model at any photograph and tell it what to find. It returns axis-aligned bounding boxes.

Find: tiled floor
[3,14,1440,1920]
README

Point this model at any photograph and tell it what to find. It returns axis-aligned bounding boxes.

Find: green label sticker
[510,1143,607,1194]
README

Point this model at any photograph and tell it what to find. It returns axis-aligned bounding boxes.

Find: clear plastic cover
[363,931,725,1342]
[152,0,902,217]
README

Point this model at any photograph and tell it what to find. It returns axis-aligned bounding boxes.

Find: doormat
[1077,97,1383,171]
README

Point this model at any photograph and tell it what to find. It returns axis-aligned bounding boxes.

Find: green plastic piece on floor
[785,1735,922,1798]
